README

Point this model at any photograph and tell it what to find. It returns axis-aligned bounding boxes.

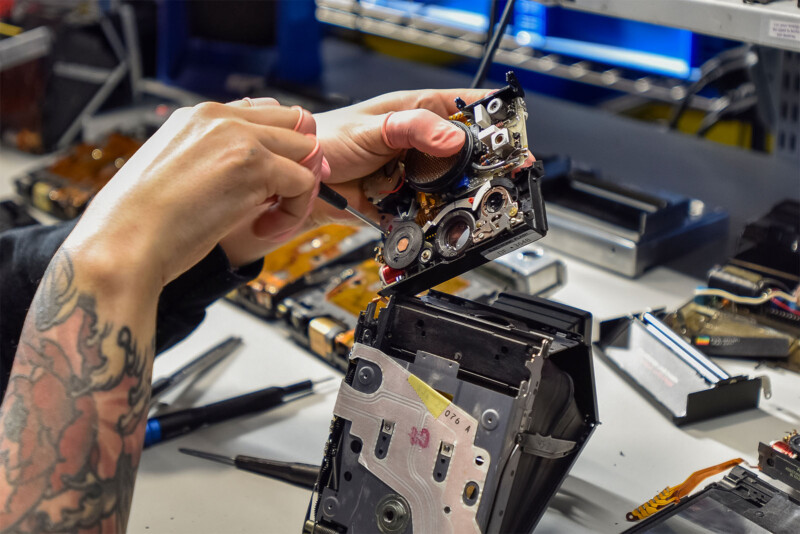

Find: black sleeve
[0,220,263,396]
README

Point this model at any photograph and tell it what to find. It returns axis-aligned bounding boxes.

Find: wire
[378,170,405,195]
[772,298,800,317]
[695,83,758,138]
[471,0,517,89]
[694,287,798,305]
[668,46,756,130]
[627,458,742,521]
[485,0,499,55]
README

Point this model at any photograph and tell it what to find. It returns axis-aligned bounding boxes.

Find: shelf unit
[549,0,800,53]
[316,0,722,111]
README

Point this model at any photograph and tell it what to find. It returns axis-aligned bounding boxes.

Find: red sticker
[409,427,430,448]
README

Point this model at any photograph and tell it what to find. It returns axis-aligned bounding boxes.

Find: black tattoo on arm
[0,249,154,533]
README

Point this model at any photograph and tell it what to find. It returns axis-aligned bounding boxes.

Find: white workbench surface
[2,147,798,533]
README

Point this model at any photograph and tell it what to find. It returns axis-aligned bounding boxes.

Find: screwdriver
[143,377,333,448]
[179,448,321,489]
[317,183,383,234]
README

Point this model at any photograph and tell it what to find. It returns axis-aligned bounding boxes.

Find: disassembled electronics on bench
[623,466,800,533]
[758,430,800,493]
[15,132,143,219]
[666,301,796,359]
[537,161,728,278]
[597,311,764,425]
[305,291,597,534]
[365,72,547,296]
[228,223,566,373]
[663,201,800,370]
[229,224,379,318]
[280,246,565,372]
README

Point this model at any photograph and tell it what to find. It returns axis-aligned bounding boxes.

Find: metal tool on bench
[180,448,321,489]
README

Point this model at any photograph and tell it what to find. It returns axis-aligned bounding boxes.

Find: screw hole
[444,506,451,514]
[344,471,352,481]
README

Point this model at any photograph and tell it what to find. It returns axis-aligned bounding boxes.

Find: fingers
[290,105,316,135]
[226,98,316,132]
[252,173,320,240]
[256,151,318,201]
[251,125,317,162]
[297,136,332,183]
[382,109,466,157]
[237,106,307,130]
[358,88,494,117]
[227,97,280,108]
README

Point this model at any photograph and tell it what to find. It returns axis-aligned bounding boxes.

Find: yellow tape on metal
[407,374,449,418]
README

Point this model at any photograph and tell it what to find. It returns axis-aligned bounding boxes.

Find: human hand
[311,88,492,226]
[64,97,325,288]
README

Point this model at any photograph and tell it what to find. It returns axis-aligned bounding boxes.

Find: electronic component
[627,458,742,521]
[281,258,478,371]
[682,201,800,372]
[597,312,764,425]
[279,246,566,372]
[229,224,379,318]
[15,133,143,219]
[731,200,799,292]
[758,430,800,493]
[666,301,796,359]
[538,163,728,278]
[365,72,547,296]
[305,291,597,534]
[623,466,800,533]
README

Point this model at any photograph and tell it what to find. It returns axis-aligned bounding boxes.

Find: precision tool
[144,377,334,448]
[150,336,243,408]
[318,183,383,234]
[179,448,320,489]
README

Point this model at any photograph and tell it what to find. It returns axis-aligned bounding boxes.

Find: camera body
[304,291,597,534]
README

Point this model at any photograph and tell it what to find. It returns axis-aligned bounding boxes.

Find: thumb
[382,109,466,157]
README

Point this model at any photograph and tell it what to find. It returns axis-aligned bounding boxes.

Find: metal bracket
[517,432,576,459]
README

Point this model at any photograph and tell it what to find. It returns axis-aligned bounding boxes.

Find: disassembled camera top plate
[364,72,547,296]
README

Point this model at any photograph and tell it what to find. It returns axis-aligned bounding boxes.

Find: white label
[768,20,800,43]
[482,231,538,260]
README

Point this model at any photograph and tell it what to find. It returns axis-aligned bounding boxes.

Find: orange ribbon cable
[626,458,743,521]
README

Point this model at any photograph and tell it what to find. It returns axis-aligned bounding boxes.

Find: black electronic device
[758,431,800,493]
[365,72,548,297]
[597,312,763,425]
[304,290,597,534]
[623,466,800,534]
[538,163,729,278]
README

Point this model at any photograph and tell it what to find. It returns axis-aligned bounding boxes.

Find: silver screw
[481,409,500,430]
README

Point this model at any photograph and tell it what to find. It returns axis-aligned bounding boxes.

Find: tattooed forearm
[0,249,156,533]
